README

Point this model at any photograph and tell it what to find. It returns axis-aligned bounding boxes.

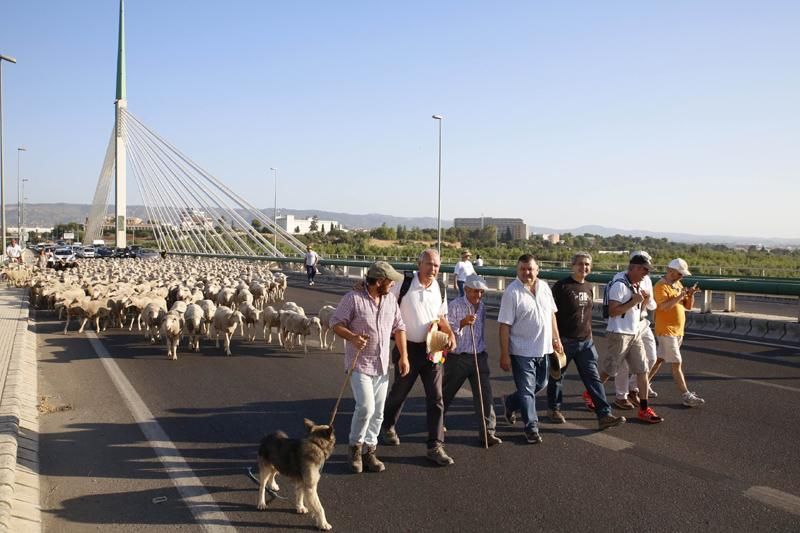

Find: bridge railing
[171,252,800,322]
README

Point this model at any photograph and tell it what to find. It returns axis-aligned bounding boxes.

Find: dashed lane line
[699,370,800,393]
[87,333,235,533]
[744,486,800,517]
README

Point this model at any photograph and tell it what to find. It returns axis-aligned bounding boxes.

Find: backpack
[602,275,634,319]
[397,271,446,306]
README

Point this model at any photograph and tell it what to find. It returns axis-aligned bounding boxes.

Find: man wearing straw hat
[498,254,560,444]
[330,261,410,474]
[442,274,501,446]
[381,249,458,466]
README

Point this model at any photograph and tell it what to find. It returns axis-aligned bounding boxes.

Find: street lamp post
[432,114,443,257]
[270,167,278,253]
[21,178,28,243]
[17,146,25,238]
[1,53,18,252]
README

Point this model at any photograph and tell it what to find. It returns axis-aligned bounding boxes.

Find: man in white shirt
[304,245,320,286]
[498,254,561,444]
[599,253,663,424]
[453,250,476,297]
[6,239,22,263]
[381,249,458,466]
[474,254,484,268]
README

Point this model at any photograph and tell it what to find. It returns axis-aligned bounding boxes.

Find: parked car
[76,246,96,258]
[134,248,161,259]
[49,247,77,270]
[95,247,114,258]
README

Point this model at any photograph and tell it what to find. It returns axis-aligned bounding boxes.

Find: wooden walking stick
[329,336,367,427]
[469,313,489,449]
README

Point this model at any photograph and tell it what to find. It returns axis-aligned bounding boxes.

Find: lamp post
[0,53,18,252]
[17,146,25,238]
[432,114,443,257]
[270,167,278,253]
[21,178,28,243]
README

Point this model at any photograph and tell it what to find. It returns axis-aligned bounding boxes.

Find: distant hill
[18,203,799,248]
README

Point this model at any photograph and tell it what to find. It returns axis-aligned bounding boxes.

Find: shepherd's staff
[329,335,368,426]
[469,305,489,449]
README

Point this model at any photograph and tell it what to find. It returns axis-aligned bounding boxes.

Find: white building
[276,215,340,235]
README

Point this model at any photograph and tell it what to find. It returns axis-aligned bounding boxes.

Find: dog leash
[246,467,288,500]
[329,340,367,426]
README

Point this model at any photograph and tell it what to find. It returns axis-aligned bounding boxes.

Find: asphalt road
[34,279,800,532]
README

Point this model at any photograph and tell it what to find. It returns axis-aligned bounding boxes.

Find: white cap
[464,274,489,291]
[668,258,691,276]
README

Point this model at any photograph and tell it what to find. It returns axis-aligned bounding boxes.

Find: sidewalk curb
[0,289,41,533]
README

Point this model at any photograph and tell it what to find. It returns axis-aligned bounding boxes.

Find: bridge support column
[724,292,736,312]
[701,290,713,313]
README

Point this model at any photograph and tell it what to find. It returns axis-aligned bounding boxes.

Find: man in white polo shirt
[453,249,475,297]
[381,249,458,466]
[498,254,561,444]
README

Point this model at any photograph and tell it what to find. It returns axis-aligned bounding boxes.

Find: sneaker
[582,390,596,412]
[426,445,454,466]
[524,429,543,444]
[381,427,400,446]
[361,445,386,473]
[628,390,641,408]
[649,387,658,398]
[598,414,626,430]
[637,407,664,424]
[682,391,705,407]
[482,433,503,447]
[349,444,363,473]
[549,409,566,424]
[502,395,517,426]
[614,397,635,410]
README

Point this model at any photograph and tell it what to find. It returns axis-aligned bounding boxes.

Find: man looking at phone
[648,258,705,407]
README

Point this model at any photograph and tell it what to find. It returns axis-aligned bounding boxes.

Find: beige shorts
[601,332,647,377]
[656,335,683,363]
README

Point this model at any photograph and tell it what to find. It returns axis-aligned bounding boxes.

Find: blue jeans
[456,280,465,297]
[505,355,548,433]
[546,338,612,419]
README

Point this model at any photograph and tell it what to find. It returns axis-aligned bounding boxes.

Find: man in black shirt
[547,252,626,431]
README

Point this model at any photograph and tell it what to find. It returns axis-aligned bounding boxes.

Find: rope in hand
[329,336,368,427]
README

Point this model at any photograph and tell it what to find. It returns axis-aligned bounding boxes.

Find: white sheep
[261,305,282,344]
[318,305,338,351]
[212,307,244,356]
[183,303,204,352]
[238,302,262,342]
[160,311,183,360]
[280,311,320,355]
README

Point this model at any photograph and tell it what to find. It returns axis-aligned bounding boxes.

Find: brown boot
[361,445,386,473]
[349,443,363,473]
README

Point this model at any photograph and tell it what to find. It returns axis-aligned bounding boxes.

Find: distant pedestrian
[613,250,658,409]
[547,252,626,430]
[442,274,501,446]
[499,254,561,444]
[304,245,320,286]
[649,258,704,407]
[474,254,484,268]
[453,250,476,297]
[330,261,409,474]
[6,239,21,263]
[381,249,458,466]
[598,253,663,424]
[37,249,48,270]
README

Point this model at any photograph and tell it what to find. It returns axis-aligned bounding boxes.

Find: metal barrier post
[724,292,736,312]
[702,290,713,313]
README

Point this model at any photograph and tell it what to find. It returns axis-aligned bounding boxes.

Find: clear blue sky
[2,0,798,239]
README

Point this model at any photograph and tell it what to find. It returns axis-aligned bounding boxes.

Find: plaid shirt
[330,286,405,377]
[447,295,486,354]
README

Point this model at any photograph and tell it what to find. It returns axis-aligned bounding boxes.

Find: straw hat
[425,321,449,364]
[548,349,567,380]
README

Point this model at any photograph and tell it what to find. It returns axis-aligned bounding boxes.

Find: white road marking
[540,420,634,451]
[744,486,800,516]
[685,331,799,350]
[699,370,800,393]
[87,333,235,533]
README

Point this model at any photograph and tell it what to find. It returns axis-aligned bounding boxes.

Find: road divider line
[744,486,800,516]
[539,420,635,451]
[685,331,800,350]
[87,333,235,533]
[699,370,800,393]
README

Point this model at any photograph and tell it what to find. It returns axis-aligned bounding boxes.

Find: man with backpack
[381,249,457,466]
[599,253,664,424]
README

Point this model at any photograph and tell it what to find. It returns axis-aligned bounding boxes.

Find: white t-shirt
[304,251,319,266]
[475,258,484,267]
[497,278,557,358]
[6,244,21,258]
[605,271,650,335]
[390,272,448,343]
[453,260,475,282]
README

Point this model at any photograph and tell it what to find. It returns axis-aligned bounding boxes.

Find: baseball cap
[667,258,691,276]
[367,261,404,282]
[464,274,488,291]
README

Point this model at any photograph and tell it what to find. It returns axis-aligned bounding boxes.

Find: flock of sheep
[7,257,341,360]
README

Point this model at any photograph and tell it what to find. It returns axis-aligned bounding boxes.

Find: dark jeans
[456,280,466,297]
[442,351,496,436]
[504,355,549,433]
[546,338,612,418]
[306,265,316,282]
[382,342,445,449]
